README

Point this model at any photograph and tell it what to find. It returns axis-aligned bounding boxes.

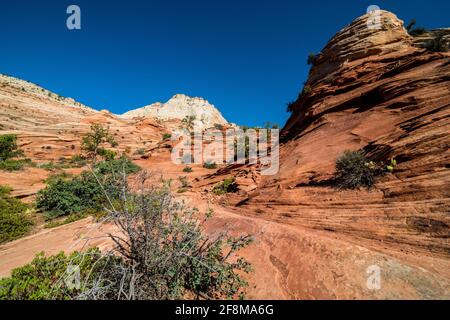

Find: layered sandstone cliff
[232,11,450,259]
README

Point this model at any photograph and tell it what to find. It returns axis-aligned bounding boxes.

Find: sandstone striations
[122,94,228,129]
[237,10,450,260]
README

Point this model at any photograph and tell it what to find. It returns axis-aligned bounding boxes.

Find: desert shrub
[162,133,172,141]
[44,211,88,229]
[302,85,312,96]
[0,134,25,171]
[97,148,116,161]
[334,151,376,189]
[183,166,193,173]
[424,34,447,52]
[94,156,140,175]
[36,157,140,218]
[0,248,107,300]
[203,161,217,169]
[0,159,24,171]
[78,173,253,300]
[0,186,33,243]
[213,177,238,195]
[286,101,296,113]
[134,148,146,155]
[81,124,118,162]
[0,134,24,161]
[44,172,73,185]
[307,53,318,65]
[70,154,87,167]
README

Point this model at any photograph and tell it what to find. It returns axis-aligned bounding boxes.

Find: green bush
[0,186,33,243]
[134,148,146,156]
[44,211,88,229]
[0,134,26,171]
[36,157,140,218]
[203,161,217,169]
[182,166,193,173]
[0,248,106,300]
[94,156,140,175]
[162,133,172,141]
[0,134,24,161]
[0,159,24,171]
[69,154,87,167]
[307,53,318,65]
[334,151,376,189]
[213,177,238,195]
[0,176,253,300]
[81,124,118,162]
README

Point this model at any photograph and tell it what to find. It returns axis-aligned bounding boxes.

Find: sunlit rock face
[122,94,228,129]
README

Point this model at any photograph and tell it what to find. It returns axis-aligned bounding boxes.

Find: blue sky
[1,1,449,127]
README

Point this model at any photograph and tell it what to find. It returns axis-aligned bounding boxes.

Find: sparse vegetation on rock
[81,124,118,163]
[0,134,26,171]
[334,151,397,190]
[0,186,33,243]
[213,177,238,195]
[334,151,376,189]
[183,166,193,173]
[36,157,140,218]
[203,161,217,169]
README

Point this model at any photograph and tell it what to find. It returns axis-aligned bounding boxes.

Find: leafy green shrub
[44,172,73,185]
[0,134,26,171]
[162,133,172,141]
[44,211,88,229]
[0,173,253,300]
[302,85,312,96]
[0,248,107,300]
[307,53,318,65]
[203,161,217,169]
[0,159,24,171]
[70,154,87,167]
[0,134,24,161]
[334,151,376,189]
[36,157,140,218]
[134,148,146,155]
[0,186,33,243]
[81,124,118,162]
[183,166,193,173]
[213,177,238,195]
[80,176,253,300]
[97,148,116,161]
[94,156,140,175]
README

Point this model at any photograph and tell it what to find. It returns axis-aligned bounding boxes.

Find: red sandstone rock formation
[237,10,450,258]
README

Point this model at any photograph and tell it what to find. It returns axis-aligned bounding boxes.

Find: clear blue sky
[1,1,449,127]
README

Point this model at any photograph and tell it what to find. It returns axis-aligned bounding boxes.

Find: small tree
[0,134,24,161]
[81,124,118,163]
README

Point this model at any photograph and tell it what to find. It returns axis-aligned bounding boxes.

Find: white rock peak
[122,94,228,129]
